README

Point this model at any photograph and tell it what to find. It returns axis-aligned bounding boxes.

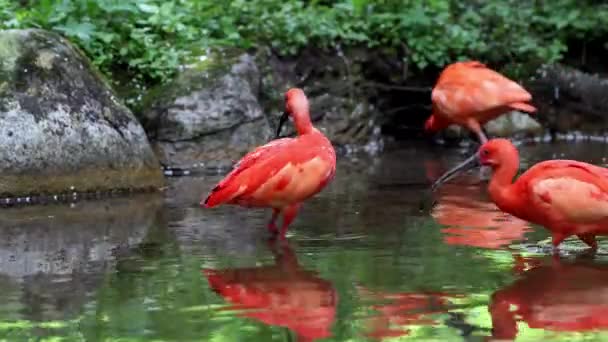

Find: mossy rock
[141,51,271,169]
[0,29,164,196]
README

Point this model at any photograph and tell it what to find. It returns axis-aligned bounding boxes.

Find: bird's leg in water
[552,233,567,254]
[268,208,280,234]
[466,119,488,144]
[278,203,301,239]
[577,233,598,250]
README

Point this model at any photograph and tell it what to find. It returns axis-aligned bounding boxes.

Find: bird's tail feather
[202,182,240,207]
[509,102,537,114]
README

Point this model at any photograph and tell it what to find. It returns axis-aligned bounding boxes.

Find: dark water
[4,141,608,341]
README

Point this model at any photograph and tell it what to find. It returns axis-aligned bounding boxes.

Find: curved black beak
[431,153,480,192]
[276,111,289,138]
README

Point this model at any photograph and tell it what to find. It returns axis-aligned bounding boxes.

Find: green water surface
[2,141,608,341]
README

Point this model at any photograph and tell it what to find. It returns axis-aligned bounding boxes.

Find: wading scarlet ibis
[203,88,336,239]
[432,138,608,250]
[424,61,537,143]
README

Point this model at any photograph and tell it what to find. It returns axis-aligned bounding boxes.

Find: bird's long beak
[276,111,289,138]
[431,153,480,192]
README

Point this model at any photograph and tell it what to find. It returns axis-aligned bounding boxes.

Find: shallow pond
[3,141,608,341]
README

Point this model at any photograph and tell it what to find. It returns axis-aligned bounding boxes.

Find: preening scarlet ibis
[433,138,608,250]
[425,61,536,143]
[203,88,336,239]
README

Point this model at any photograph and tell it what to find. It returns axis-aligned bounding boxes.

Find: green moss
[0,165,164,198]
[139,48,237,115]
[0,31,20,84]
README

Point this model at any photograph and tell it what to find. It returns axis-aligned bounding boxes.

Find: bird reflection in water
[357,286,458,339]
[203,242,337,342]
[426,160,530,249]
[490,255,608,339]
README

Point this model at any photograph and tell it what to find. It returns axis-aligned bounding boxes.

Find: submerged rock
[142,52,272,169]
[437,112,542,141]
[484,112,542,137]
[0,29,163,196]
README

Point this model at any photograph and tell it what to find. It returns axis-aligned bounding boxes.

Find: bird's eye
[481,149,490,157]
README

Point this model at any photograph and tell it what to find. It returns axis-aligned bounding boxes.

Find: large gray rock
[0,29,163,196]
[142,52,272,169]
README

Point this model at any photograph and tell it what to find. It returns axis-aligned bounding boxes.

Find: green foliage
[1,0,607,85]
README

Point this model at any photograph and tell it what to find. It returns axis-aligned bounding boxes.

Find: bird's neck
[488,155,520,213]
[294,110,313,135]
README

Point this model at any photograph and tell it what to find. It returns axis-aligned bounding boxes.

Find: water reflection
[0,194,163,325]
[203,242,337,341]
[490,255,608,339]
[358,287,456,339]
[4,141,608,340]
[429,166,530,249]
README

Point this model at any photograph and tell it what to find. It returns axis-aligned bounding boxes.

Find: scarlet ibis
[432,138,608,250]
[202,243,336,341]
[203,88,336,239]
[425,61,537,143]
[490,255,608,339]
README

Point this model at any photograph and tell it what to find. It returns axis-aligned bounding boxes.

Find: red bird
[425,61,537,143]
[203,88,336,239]
[432,138,608,250]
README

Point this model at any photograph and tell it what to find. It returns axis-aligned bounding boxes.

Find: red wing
[525,161,608,222]
[520,160,608,195]
[432,64,532,116]
[468,67,532,106]
[229,138,293,180]
[204,138,293,206]
[524,160,608,180]
[204,137,333,207]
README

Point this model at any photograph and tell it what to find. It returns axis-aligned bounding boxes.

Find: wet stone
[0,29,164,196]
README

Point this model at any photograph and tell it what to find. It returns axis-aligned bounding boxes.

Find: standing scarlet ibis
[425,61,537,143]
[203,88,336,239]
[432,138,608,250]
[490,255,608,339]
